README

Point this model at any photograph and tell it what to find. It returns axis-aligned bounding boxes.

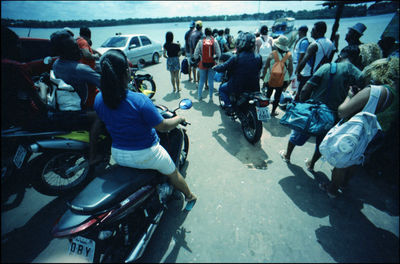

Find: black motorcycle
[216,54,270,144]
[51,99,192,263]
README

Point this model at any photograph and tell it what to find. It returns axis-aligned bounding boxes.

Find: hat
[189,21,195,28]
[195,20,202,28]
[63,27,74,36]
[298,25,308,32]
[349,23,366,35]
[274,35,290,51]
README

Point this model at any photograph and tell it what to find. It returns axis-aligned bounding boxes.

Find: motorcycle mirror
[179,99,193,110]
[137,59,145,69]
[44,56,52,65]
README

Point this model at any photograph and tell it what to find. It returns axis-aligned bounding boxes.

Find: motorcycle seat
[69,165,165,214]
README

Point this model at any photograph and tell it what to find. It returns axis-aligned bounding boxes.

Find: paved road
[2,60,399,263]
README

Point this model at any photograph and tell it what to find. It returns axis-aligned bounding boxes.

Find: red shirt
[77,37,95,70]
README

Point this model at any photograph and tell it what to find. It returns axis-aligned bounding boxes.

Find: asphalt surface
[1,60,399,263]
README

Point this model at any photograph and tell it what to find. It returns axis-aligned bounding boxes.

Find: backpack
[181,58,189,74]
[50,70,81,111]
[268,50,291,88]
[259,36,272,61]
[319,85,382,168]
[201,37,215,68]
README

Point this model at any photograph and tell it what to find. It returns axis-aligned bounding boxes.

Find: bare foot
[279,150,290,163]
[305,159,314,172]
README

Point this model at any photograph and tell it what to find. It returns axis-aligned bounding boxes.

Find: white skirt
[111,142,176,175]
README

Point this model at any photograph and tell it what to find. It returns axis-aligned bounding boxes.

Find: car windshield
[101,37,128,48]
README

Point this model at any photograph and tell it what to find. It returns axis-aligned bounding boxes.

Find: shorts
[289,129,326,149]
[167,57,180,72]
[111,142,176,175]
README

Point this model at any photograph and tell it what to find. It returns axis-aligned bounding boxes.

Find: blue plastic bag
[214,72,224,82]
[279,100,335,135]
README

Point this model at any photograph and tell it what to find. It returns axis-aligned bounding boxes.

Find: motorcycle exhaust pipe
[124,209,165,263]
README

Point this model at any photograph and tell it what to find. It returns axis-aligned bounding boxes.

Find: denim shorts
[111,142,176,175]
[167,57,180,72]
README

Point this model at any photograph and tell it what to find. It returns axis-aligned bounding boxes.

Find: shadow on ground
[279,163,399,262]
[212,109,273,170]
[139,196,191,263]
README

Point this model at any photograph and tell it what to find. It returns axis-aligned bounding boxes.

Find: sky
[1,1,326,21]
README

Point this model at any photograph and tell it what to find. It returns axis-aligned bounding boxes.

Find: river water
[11,13,395,56]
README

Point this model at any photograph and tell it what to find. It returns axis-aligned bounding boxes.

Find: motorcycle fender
[52,208,92,237]
[35,139,89,151]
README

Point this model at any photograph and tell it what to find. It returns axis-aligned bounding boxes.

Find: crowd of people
[1,16,399,202]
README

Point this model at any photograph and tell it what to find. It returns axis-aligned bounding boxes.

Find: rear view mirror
[179,99,193,110]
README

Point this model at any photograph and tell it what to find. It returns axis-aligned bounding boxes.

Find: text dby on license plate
[68,236,95,262]
[256,106,270,121]
[13,145,27,169]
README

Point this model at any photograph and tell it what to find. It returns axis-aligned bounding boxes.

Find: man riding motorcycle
[212,32,263,114]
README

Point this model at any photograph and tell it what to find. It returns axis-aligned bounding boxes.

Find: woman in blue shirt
[94,49,196,206]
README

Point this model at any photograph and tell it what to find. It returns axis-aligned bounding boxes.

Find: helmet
[235,32,256,52]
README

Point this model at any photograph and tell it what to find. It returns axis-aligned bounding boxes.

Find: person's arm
[81,48,100,60]
[154,116,185,132]
[163,46,168,59]
[214,39,221,59]
[299,82,317,102]
[213,55,235,72]
[296,42,317,75]
[287,55,293,78]
[79,64,101,87]
[255,38,261,53]
[338,86,393,120]
[194,40,202,60]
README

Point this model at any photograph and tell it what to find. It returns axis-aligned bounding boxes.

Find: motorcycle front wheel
[31,151,92,196]
[179,132,189,168]
[241,106,263,144]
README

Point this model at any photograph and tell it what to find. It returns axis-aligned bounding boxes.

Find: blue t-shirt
[94,90,164,150]
[52,59,100,105]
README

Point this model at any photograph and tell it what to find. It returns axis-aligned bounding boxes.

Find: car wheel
[152,53,160,64]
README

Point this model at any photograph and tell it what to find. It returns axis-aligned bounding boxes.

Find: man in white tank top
[295,22,334,100]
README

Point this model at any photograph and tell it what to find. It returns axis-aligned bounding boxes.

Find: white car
[96,34,162,65]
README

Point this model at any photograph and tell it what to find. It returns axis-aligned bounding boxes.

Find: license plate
[13,145,27,169]
[68,236,95,262]
[256,106,270,121]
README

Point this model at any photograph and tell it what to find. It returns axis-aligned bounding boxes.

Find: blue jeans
[198,68,215,99]
[218,82,231,106]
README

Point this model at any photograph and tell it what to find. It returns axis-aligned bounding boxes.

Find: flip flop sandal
[279,150,290,163]
[319,183,338,198]
[184,198,197,211]
[304,158,315,172]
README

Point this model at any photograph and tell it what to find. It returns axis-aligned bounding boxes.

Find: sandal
[279,150,290,163]
[319,183,338,198]
[305,158,314,172]
[184,194,197,211]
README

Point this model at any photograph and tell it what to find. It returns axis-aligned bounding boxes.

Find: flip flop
[304,158,315,172]
[279,150,290,163]
[319,183,338,198]
[184,198,197,211]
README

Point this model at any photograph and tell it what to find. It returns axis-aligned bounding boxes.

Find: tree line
[1,3,396,29]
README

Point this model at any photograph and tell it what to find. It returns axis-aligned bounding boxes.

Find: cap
[349,23,366,35]
[190,21,195,28]
[195,20,202,28]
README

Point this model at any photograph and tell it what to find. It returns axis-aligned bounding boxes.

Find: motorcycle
[1,125,111,197]
[216,55,270,144]
[51,99,192,263]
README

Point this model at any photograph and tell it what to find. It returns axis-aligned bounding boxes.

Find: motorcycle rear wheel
[140,79,156,99]
[241,106,263,144]
[31,151,92,196]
